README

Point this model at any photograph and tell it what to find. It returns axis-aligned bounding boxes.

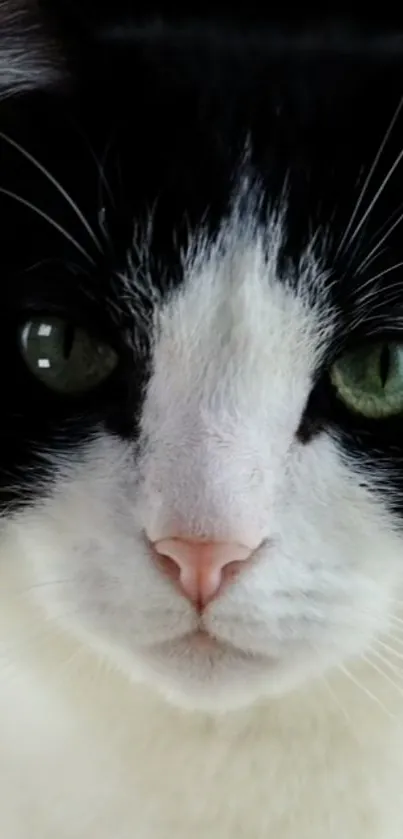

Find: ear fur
[0,0,63,96]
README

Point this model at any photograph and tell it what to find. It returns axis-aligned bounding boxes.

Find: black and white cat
[2,2,403,836]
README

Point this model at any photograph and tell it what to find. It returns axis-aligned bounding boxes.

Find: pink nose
[151,537,257,608]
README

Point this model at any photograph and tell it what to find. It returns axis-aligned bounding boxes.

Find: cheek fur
[4,423,402,711]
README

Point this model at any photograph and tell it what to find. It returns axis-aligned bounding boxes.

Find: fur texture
[2,4,403,837]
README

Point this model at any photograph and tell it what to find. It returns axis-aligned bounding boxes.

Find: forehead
[1,25,403,320]
[2,20,403,503]
[145,217,330,441]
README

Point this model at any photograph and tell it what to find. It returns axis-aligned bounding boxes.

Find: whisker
[347,144,403,251]
[385,616,403,629]
[338,664,394,718]
[357,195,403,268]
[386,599,403,610]
[346,277,400,314]
[368,646,403,679]
[355,246,387,277]
[362,652,403,697]
[376,638,403,662]
[96,140,115,211]
[0,130,102,254]
[336,94,403,257]
[70,124,116,213]
[355,207,403,274]
[385,616,403,633]
[352,606,403,634]
[6,578,77,600]
[26,578,75,590]
[0,186,94,265]
[387,610,403,621]
[321,674,356,732]
[355,258,403,287]
[380,631,403,651]
[365,199,403,246]
[347,281,383,309]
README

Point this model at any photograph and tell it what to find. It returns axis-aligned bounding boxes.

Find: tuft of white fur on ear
[0,0,63,97]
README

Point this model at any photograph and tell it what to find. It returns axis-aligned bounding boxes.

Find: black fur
[2,3,403,509]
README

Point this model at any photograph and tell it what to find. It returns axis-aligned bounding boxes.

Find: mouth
[182,628,225,651]
[142,627,287,711]
[153,627,273,664]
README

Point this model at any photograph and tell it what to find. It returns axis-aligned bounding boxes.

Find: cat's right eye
[18,316,118,396]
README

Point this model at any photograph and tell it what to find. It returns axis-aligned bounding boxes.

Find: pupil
[379,344,390,387]
[62,324,75,360]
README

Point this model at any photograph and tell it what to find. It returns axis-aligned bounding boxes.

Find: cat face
[1,3,403,711]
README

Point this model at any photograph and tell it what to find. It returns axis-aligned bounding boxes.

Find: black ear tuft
[0,0,64,97]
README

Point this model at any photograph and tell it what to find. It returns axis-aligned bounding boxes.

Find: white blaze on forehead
[147,216,333,429]
[0,0,63,95]
[140,211,335,542]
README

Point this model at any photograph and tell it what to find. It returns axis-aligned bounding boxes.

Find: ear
[0,0,63,97]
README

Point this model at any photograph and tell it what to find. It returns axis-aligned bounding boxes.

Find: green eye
[19,316,118,396]
[330,342,403,418]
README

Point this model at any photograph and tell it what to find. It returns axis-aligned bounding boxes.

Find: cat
[1,2,403,837]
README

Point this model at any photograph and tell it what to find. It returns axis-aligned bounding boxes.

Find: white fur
[1,211,403,837]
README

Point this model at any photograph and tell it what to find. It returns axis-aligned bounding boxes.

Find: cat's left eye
[18,316,119,396]
[330,341,403,418]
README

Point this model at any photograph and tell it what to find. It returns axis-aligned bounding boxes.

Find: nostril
[148,535,262,608]
[220,559,246,584]
[153,551,182,584]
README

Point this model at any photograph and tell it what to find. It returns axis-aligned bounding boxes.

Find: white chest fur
[1,634,403,839]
